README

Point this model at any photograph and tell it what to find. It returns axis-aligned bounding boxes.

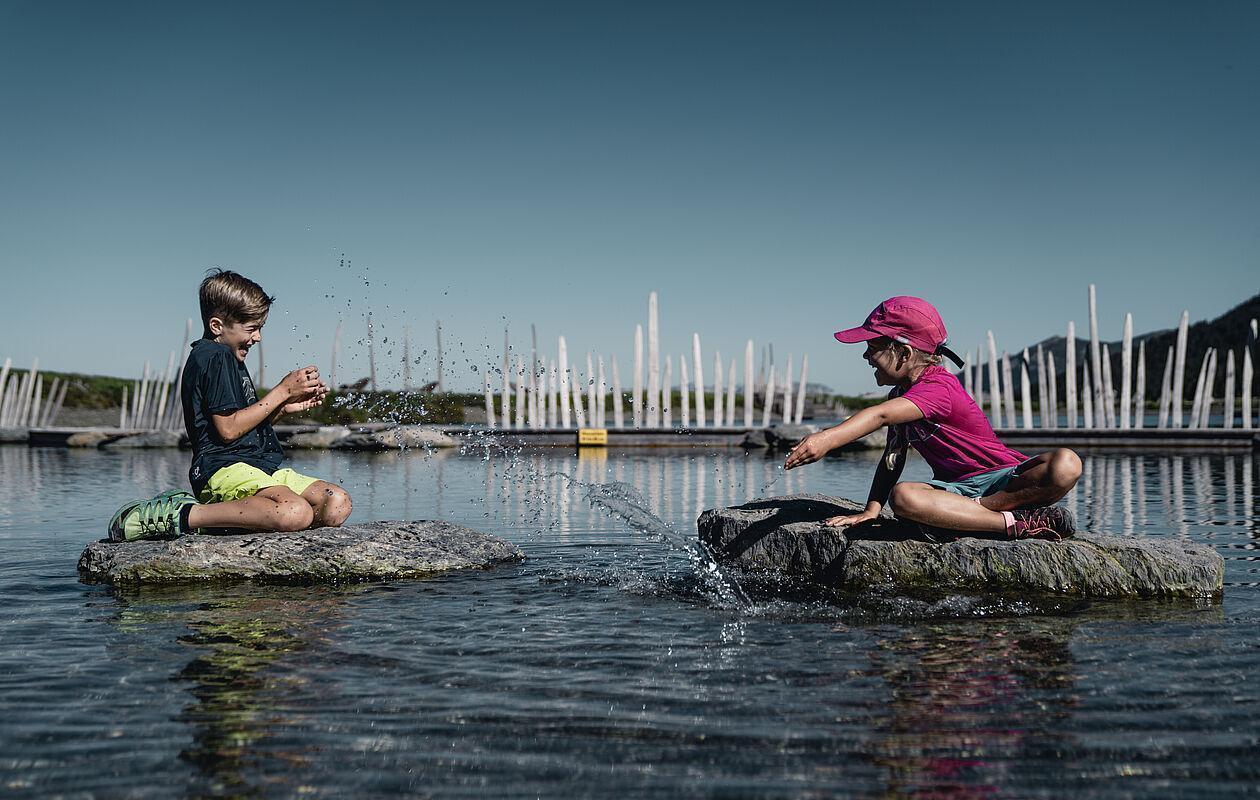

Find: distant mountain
[967,292,1260,403]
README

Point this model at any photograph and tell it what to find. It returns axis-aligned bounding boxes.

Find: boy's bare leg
[301,481,353,528]
[186,486,315,532]
[978,449,1083,512]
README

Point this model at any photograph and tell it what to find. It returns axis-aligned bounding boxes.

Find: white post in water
[1020,351,1033,428]
[570,366,586,428]
[367,314,377,392]
[781,354,794,425]
[647,292,660,428]
[1188,351,1209,429]
[632,324,643,428]
[712,353,724,427]
[586,352,597,429]
[0,358,9,425]
[1101,344,1116,429]
[1120,313,1133,429]
[986,331,1002,427]
[1001,351,1016,428]
[437,320,445,392]
[1047,351,1058,429]
[501,333,512,430]
[963,351,973,399]
[1244,328,1255,430]
[1158,346,1174,428]
[548,360,558,427]
[794,354,809,425]
[1066,321,1078,428]
[744,340,755,427]
[1224,349,1236,429]
[402,325,411,391]
[1088,284,1105,429]
[558,336,571,428]
[1134,340,1146,429]
[726,357,737,427]
[168,318,193,431]
[611,356,624,428]
[514,356,526,429]
[692,334,706,428]
[1082,362,1095,428]
[679,355,691,428]
[483,372,495,428]
[119,385,128,430]
[330,319,342,389]
[1173,310,1189,427]
[662,356,672,427]
[598,356,608,429]
[27,376,41,428]
[1036,344,1048,428]
[1200,349,1218,428]
[762,364,777,427]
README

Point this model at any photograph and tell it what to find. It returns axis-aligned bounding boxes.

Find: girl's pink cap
[834,296,949,354]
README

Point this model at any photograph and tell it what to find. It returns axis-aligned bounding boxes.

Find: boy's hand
[784,430,834,470]
[277,366,323,400]
[282,379,329,414]
[822,510,878,528]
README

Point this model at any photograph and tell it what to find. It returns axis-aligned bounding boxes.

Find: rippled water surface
[2,443,1259,797]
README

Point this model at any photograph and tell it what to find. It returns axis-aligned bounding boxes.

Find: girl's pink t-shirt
[887,365,1027,482]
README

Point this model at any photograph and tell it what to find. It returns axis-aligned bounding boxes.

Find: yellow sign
[577,428,608,446]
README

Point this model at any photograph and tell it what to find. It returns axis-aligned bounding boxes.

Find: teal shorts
[925,459,1032,498]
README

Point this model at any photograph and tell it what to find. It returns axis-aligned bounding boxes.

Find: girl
[784,296,1081,540]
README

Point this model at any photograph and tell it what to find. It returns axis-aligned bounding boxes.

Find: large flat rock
[79,520,523,586]
[698,494,1223,600]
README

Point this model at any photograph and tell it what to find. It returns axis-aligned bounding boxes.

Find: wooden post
[1224,349,1236,429]
[611,356,624,428]
[1188,350,1209,429]
[1001,351,1016,428]
[168,318,193,431]
[795,354,809,425]
[1158,346,1174,428]
[692,334,706,428]
[962,350,973,398]
[570,365,586,428]
[1020,352,1033,429]
[1134,340,1146,429]
[632,324,643,428]
[1100,343,1116,429]
[647,292,659,428]
[1082,361,1094,428]
[119,385,129,430]
[501,331,512,429]
[1120,313,1133,429]
[330,320,342,389]
[0,358,9,426]
[1244,324,1255,430]
[661,356,671,428]
[47,379,68,427]
[134,362,149,431]
[256,338,265,391]
[586,352,597,429]
[727,357,737,427]
[438,320,446,393]
[1066,321,1078,428]
[680,355,691,428]
[558,336,571,428]
[38,377,59,426]
[154,350,176,431]
[781,354,794,425]
[484,371,495,428]
[1172,310,1189,427]
[744,340,754,427]
[1088,284,1105,429]
[598,356,609,429]
[515,355,526,429]
[402,325,411,391]
[761,364,776,427]
[987,331,1002,427]
[713,352,724,427]
[1046,351,1058,429]
[367,313,377,392]
[548,360,558,428]
[1200,348,1218,428]
[1036,344,1048,428]
[27,375,41,428]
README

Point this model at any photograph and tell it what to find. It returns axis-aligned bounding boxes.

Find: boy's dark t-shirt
[181,339,283,494]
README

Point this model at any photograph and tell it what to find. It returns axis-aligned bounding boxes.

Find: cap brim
[834,326,880,344]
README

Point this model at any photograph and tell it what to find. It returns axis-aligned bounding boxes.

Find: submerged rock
[78,520,523,586]
[698,494,1223,600]
[66,430,118,447]
[333,425,459,451]
[0,427,29,443]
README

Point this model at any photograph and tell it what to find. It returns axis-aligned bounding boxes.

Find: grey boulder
[79,520,523,585]
[333,425,459,451]
[285,426,352,448]
[0,427,29,443]
[698,494,1223,600]
[101,430,183,449]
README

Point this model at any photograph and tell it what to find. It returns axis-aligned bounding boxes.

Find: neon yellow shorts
[198,462,322,504]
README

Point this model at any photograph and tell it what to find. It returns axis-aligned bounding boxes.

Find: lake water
[2,443,1258,797]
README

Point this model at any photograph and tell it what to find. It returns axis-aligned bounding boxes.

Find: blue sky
[1,0,1256,394]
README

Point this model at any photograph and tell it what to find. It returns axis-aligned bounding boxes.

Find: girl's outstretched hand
[784,430,834,470]
[823,510,877,528]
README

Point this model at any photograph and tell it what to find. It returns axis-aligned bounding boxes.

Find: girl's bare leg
[186,485,314,532]
[978,449,1083,511]
[301,481,353,528]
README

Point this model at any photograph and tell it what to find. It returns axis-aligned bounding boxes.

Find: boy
[109,270,352,540]
[784,296,1081,541]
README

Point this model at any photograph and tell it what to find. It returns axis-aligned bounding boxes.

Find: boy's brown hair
[199,270,275,334]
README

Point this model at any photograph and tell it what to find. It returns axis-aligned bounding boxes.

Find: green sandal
[108,490,198,542]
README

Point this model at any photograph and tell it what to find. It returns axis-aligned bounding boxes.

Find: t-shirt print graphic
[888,419,940,452]
[241,375,257,404]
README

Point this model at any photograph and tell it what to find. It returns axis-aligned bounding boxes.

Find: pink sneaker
[1009,506,1077,541]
